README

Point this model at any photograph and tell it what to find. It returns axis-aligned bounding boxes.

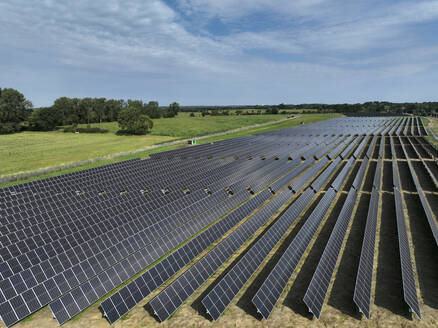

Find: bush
[63,126,108,133]
[190,112,195,117]
[29,107,63,131]
[0,122,21,134]
[118,106,153,134]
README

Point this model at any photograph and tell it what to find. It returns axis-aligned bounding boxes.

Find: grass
[0,113,341,188]
[0,132,176,177]
[69,112,292,137]
[422,116,438,148]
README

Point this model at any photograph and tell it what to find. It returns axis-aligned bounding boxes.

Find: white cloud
[0,0,438,106]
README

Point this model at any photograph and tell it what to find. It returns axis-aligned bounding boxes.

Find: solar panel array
[398,137,438,245]
[392,160,421,319]
[353,157,382,319]
[202,188,315,320]
[252,188,338,319]
[0,116,433,326]
[303,187,358,318]
[99,188,272,324]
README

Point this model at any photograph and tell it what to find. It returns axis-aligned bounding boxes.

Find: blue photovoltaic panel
[353,188,379,319]
[303,187,358,318]
[392,151,421,319]
[252,188,337,319]
[148,187,296,322]
[201,188,315,320]
[98,189,271,324]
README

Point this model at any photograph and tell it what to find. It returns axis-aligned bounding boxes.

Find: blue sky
[1,0,438,107]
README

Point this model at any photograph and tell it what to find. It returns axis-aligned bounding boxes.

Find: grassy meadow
[0,113,341,185]
[0,132,176,177]
[70,112,292,137]
[422,117,438,148]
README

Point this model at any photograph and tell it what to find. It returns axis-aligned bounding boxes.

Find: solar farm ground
[0,117,437,328]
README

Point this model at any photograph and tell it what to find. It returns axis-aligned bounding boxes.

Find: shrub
[29,107,63,131]
[117,106,153,134]
[0,122,21,134]
[63,126,108,133]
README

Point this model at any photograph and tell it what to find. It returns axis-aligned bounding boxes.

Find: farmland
[0,113,342,182]
[0,116,436,328]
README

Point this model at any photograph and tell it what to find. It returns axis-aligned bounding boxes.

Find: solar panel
[378,136,385,158]
[352,157,369,191]
[201,188,315,320]
[331,157,354,192]
[76,189,271,324]
[340,137,359,159]
[270,159,308,192]
[398,141,438,246]
[303,187,358,318]
[366,136,377,158]
[148,186,297,322]
[393,188,421,319]
[310,158,341,192]
[406,138,438,188]
[373,158,382,190]
[252,188,337,319]
[353,136,370,159]
[290,158,329,193]
[353,188,379,319]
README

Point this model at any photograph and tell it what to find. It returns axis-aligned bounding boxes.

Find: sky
[1,0,438,107]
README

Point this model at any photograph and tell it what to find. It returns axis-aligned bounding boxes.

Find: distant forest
[181,102,438,115]
[1,87,437,134]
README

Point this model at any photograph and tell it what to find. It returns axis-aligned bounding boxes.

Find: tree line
[2,87,438,135]
[30,98,180,132]
[0,88,33,133]
[0,88,180,134]
[181,102,438,115]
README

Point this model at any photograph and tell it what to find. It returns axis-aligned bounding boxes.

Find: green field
[0,132,176,177]
[70,112,292,137]
[0,113,341,186]
[422,117,438,148]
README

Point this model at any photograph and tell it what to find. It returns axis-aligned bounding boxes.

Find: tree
[105,99,125,121]
[0,88,33,133]
[145,101,161,118]
[29,107,63,131]
[118,106,153,134]
[169,102,180,116]
[79,98,95,124]
[93,98,106,123]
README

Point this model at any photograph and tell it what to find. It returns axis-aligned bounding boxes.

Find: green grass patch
[67,112,291,137]
[422,117,438,148]
[0,131,176,177]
